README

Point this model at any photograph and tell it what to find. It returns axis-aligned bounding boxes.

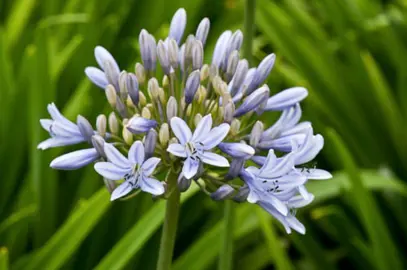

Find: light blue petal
[259,197,288,216]
[111,182,133,201]
[182,157,199,179]
[51,121,82,137]
[280,122,311,137]
[128,141,145,164]
[170,117,192,144]
[300,168,332,180]
[50,148,99,170]
[218,142,254,159]
[265,87,308,111]
[200,151,229,167]
[192,114,212,142]
[258,150,277,175]
[40,119,52,132]
[167,143,187,157]
[94,162,130,180]
[286,215,306,234]
[142,157,161,176]
[169,8,187,44]
[85,67,109,89]
[259,152,294,178]
[287,194,315,208]
[140,176,165,195]
[201,123,230,150]
[294,133,324,165]
[37,136,85,150]
[258,202,292,234]
[104,143,131,168]
[94,46,120,73]
[212,31,232,67]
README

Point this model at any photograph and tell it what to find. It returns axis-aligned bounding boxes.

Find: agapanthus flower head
[38,8,331,234]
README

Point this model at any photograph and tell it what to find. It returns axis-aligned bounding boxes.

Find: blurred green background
[1,0,407,269]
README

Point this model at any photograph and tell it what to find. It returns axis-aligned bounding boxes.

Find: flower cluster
[38,8,331,234]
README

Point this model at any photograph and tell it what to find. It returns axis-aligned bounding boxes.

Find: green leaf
[0,248,9,270]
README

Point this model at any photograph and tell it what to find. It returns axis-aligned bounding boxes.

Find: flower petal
[170,117,192,145]
[182,157,199,179]
[192,114,212,142]
[111,182,133,201]
[40,119,52,132]
[201,123,230,150]
[94,46,120,73]
[200,151,229,167]
[50,148,99,170]
[265,87,308,111]
[286,215,306,234]
[94,162,130,180]
[259,197,288,216]
[218,142,255,159]
[47,103,77,130]
[287,194,315,208]
[85,67,109,89]
[128,141,145,164]
[37,136,85,150]
[142,157,161,176]
[104,143,131,168]
[140,176,165,195]
[167,143,187,157]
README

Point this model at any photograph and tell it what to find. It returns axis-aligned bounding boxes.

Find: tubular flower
[37,8,330,234]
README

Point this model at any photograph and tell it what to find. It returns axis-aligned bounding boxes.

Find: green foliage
[1,0,407,269]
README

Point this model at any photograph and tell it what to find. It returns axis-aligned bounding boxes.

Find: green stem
[243,0,256,65]
[156,172,181,270]
[218,200,235,270]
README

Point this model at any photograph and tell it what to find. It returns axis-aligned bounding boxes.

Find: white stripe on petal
[94,162,129,180]
[201,123,230,150]
[104,143,131,168]
[142,157,161,176]
[111,182,133,201]
[170,117,192,145]
[140,176,165,195]
[200,151,229,167]
[128,141,145,164]
[167,143,187,157]
[50,148,99,170]
[182,157,199,179]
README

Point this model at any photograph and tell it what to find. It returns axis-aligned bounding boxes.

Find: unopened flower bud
[192,40,203,70]
[178,173,192,192]
[167,96,178,121]
[233,185,249,202]
[219,142,254,159]
[126,73,139,106]
[194,113,202,127]
[159,123,170,146]
[250,121,264,147]
[230,59,248,96]
[139,91,147,106]
[104,178,116,194]
[162,75,169,89]
[116,98,128,118]
[168,39,179,69]
[148,78,160,100]
[184,70,201,104]
[77,115,94,142]
[183,35,195,70]
[249,53,276,94]
[108,112,119,134]
[104,60,120,89]
[227,158,245,179]
[105,84,117,108]
[118,71,128,100]
[197,85,207,104]
[122,127,133,145]
[139,29,157,72]
[222,30,243,70]
[230,119,241,135]
[91,135,106,158]
[200,64,209,81]
[169,8,187,44]
[144,129,157,159]
[157,40,171,74]
[234,85,270,117]
[135,63,146,85]
[210,185,235,201]
[126,116,157,134]
[96,114,107,137]
[158,87,166,104]
[209,64,219,80]
[226,50,239,82]
[142,107,151,119]
[224,102,235,123]
[196,18,210,46]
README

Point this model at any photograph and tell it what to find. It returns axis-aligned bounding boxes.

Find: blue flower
[38,103,93,150]
[94,141,164,200]
[50,148,100,170]
[167,114,230,179]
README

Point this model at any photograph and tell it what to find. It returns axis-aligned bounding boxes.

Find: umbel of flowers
[38,8,331,234]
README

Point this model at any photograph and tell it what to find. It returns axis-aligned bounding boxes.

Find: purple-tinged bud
[196,18,210,46]
[167,96,178,121]
[157,40,171,74]
[247,54,275,94]
[233,185,249,202]
[169,8,187,44]
[91,135,106,158]
[95,46,120,73]
[116,98,128,118]
[77,115,94,142]
[192,40,203,70]
[184,70,201,104]
[144,129,158,159]
[250,121,264,147]
[265,87,308,111]
[226,50,239,82]
[85,67,108,89]
[118,71,128,100]
[226,158,245,179]
[104,60,120,90]
[219,142,255,159]
[212,31,232,68]
[230,119,240,135]
[224,102,235,123]
[168,39,179,69]
[178,173,191,192]
[50,148,99,170]
[222,30,243,71]
[126,73,139,106]
[251,155,266,166]
[234,85,270,117]
[139,30,157,71]
[229,59,248,96]
[210,184,235,201]
[126,116,157,134]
